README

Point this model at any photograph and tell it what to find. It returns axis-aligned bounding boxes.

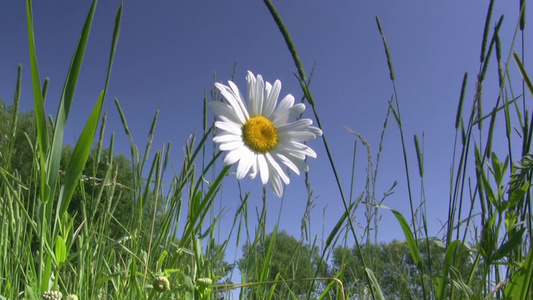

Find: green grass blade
[55,1,121,229]
[39,253,52,292]
[520,0,526,31]
[258,226,277,298]
[57,90,104,219]
[385,207,422,271]
[45,0,97,207]
[492,228,525,261]
[365,268,385,300]
[436,240,460,300]
[25,0,48,201]
[263,0,306,81]
[505,247,533,299]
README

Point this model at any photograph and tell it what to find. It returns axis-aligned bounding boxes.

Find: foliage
[239,230,327,298]
[332,239,480,299]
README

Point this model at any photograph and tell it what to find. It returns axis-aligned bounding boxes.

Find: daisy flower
[209,71,322,197]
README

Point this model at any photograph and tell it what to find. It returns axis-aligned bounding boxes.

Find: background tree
[60,146,137,238]
[0,105,142,238]
[239,230,328,298]
[332,238,479,299]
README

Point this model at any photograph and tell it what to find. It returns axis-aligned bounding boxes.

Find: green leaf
[25,0,49,202]
[54,0,122,234]
[505,247,533,300]
[260,226,277,283]
[46,0,98,208]
[507,182,529,210]
[157,250,169,270]
[39,253,52,292]
[57,90,104,219]
[365,268,385,300]
[493,228,525,261]
[390,208,422,271]
[436,240,461,300]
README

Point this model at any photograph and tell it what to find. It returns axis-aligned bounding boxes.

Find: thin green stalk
[376,16,427,298]
[262,1,377,298]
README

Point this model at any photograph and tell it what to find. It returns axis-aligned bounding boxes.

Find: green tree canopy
[332,238,478,299]
[239,230,327,298]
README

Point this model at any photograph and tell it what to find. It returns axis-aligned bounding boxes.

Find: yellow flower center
[242,116,279,153]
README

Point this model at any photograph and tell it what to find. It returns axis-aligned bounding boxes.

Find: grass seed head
[153,276,170,293]
[42,291,62,300]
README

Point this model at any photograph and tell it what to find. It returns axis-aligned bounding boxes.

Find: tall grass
[1,0,532,299]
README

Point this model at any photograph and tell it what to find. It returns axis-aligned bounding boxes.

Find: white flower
[209,71,322,197]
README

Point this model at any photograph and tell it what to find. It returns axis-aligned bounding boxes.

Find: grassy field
[1,0,532,299]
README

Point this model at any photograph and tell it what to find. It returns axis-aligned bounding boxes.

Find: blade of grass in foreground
[365,268,385,300]
[25,0,48,202]
[263,1,378,298]
[46,0,97,208]
[377,205,422,273]
[436,240,460,300]
[55,0,122,241]
[505,247,533,300]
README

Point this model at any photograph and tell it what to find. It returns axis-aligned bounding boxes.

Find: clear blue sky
[0,1,529,255]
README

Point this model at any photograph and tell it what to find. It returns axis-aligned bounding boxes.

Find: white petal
[274,151,300,175]
[255,75,265,116]
[263,80,279,118]
[278,94,295,110]
[223,147,245,165]
[277,141,316,160]
[287,103,306,121]
[281,131,317,142]
[269,172,283,197]
[289,156,309,172]
[249,157,258,179]
[208,101,242,125]
[308,126,323,136]
[214,120,242,135]
[236,149,255,179]
[276,147,310,172]
[219,140,244,151]
[228,81,250,120]
[247,71,258,116]
[272,101,305,127]
[257,154,269,184]
[290,142,318,158]
[278,119,313,132]
[214,83,247,122]
[208,101,229,117]
[213,132,242,144]
[266,152,290,184]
